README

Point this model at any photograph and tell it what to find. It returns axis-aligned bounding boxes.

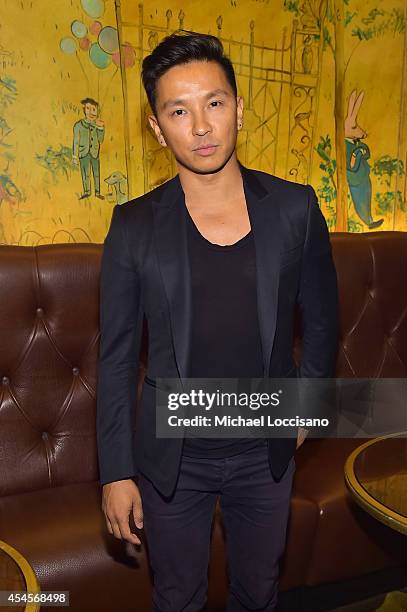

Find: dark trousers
[138,441,296,612]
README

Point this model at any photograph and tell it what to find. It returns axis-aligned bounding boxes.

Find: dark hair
[80,97,99,108]
[142,32,237,114]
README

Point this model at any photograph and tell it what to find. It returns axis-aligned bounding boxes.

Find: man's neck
[177,154,244,210]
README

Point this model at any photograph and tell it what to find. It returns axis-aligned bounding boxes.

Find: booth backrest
[330,232,407,378]
[0,231,406,496]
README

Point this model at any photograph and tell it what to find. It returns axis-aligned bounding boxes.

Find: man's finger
[117,514,141,545]
[133,501,144,529]
[105,514,114,535]
[110,520,123,540]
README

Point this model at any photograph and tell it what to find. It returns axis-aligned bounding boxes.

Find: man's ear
[148,114,167,147]
[236,96,244,130]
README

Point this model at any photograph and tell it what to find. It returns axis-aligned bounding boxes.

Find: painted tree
[324,1,406,229]
[285,0,406,230]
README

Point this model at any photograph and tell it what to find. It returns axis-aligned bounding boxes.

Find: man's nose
[192,113,211,136]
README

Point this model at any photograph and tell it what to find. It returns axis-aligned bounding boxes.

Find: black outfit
[182,205,265,458]
[97,165,338,612]
[96,164,339,498]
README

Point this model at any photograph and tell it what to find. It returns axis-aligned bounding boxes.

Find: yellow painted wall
[0,0,406,246]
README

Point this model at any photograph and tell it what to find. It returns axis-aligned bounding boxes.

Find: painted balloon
[60,37,77,55]
[90,21,102,36]
[89,42,111,69]
[71,20,87,38]
[123,42,136,67]
[112,43,136,68]
[81,0,104,19]
[79,37,91,51]
[98,26,119,54]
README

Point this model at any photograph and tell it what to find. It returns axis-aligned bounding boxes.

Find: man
[96,33,338,612]
[72,97,105,200]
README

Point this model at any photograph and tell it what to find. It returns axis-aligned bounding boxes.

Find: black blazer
[96,163,339,496]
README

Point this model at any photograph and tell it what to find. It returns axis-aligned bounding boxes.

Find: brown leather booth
[0,231,406,611]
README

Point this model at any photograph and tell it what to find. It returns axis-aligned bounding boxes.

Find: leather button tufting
[2,376,9,385]
[73,367,79,375]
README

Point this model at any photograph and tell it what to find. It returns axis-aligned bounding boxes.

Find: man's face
[84,103,98,121]
[148,60,243,175]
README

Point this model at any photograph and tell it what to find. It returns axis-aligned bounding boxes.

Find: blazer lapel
[152,175,192,383]
[240,164,282,376]
[152,164,282,382]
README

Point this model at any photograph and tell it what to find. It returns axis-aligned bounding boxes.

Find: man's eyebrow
[161,88,231,110]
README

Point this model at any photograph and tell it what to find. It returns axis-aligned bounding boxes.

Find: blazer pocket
[280,244,303,269]
[144,375,157,388]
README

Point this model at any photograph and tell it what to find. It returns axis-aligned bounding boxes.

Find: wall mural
[0,0,405,246]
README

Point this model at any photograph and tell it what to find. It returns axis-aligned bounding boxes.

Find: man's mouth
[193,144,219,156]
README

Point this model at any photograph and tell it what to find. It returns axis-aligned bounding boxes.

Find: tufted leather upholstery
[0,231,406,611]
[0,245,101,497]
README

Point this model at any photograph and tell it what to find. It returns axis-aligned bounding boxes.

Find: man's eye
[172,109,185,116]
[210,100,223,107]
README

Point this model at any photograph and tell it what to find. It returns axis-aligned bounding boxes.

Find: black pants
[138,441,295,612]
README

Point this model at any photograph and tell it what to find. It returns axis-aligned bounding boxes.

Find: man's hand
[102,479,143,545]
[296,426,309,449]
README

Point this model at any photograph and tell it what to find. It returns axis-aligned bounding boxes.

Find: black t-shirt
[182,203,266,458]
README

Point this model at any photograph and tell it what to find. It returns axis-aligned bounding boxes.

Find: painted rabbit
[345,89,383,229]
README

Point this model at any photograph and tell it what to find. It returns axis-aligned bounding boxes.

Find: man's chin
[175,151,235,176]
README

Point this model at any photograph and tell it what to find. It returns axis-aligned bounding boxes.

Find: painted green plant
[0,76,23,207]
[352,7,405,41]
[347,217,363,232]
[284,0,406,52]
[35,145,77,184]
[372,155,405,214]
[314,135,337,229]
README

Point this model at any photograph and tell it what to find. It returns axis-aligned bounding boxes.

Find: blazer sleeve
[297,184,339,378]
[96,204,144,486]
[296,185,339,438]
